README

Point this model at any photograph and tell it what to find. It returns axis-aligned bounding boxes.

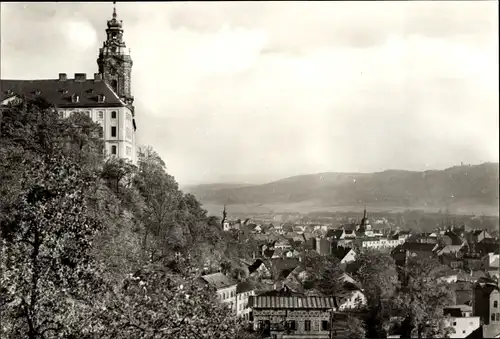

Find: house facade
[473,281,500,326]
[249,294,337,338]
[201,272,238,313]
[236,281,255,320]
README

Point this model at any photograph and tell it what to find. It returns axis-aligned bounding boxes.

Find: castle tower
[97,2,134,105]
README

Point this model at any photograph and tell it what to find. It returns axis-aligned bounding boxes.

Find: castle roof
[1,77,125,108]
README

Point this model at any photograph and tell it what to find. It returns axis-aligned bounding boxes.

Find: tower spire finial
[113,1,117,19]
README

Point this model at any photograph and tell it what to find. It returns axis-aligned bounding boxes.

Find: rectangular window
[126,127,132,140]
[111,145,117,155]
[111,111,117,119]
[111,126,117,137]
[491,314,495,322]
[85,111,91,118]
[99,126,103,138]
[126,112,132,121]
[304,320,311,331]
[287,320,296,331]
[126,146,132,156]
[321,321,330,331]
[494,301,498,308]
[98,111,104,119]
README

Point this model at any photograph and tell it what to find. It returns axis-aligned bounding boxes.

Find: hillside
[188,163,500,210]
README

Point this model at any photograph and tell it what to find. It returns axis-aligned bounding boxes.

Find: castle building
[0,3,137,164]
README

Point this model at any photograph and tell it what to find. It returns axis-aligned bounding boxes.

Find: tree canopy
[0,98,258,339]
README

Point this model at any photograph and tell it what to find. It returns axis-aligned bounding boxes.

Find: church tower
[97,2,134,105]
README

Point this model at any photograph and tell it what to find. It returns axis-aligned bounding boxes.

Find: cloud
[61,20,98,51]
[1,2,498,185]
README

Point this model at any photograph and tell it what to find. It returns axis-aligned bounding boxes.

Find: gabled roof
[331,246,353,260]
[248,259,269,274]
[201,272,237,290]
[401,242,438,253]
[437,244,465,255]
[269,258,300,280]
[327,229,344,239]
[1,78,125,108]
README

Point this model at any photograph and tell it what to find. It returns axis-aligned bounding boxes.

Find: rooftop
[249,295,337,309]
[1,76,125,108]
[201,272,237,290]
[237,281,255,294]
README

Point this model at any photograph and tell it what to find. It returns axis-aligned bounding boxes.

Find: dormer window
[71,94,79,103]
[34,90,42,96]
[98,94,106,103]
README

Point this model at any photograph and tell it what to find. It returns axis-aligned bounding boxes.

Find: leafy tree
[0,154,105,338]
[345,314,367,339]
[1,97,260,339]
[389,257,454,338]
[352,250,399,338]
[314,255,346,297]
[101,157,137,194]
[98,262,258,339]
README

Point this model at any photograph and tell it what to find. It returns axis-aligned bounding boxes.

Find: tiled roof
[1,78,124,108]
[236,281,255,294]
[269,258,300,280]
[437,244,465,255]
[331,246,352,260]
[248,259,265,274]
[249,295,337,309]
[201,272,237,290]
[401,242,438,252]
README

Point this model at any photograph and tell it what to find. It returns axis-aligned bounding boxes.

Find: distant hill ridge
[186,163,499,208]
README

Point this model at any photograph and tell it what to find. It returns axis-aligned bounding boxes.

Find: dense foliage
[0,98,257,338]
[349,251,454,338]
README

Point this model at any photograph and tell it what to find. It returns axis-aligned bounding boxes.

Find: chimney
[94,73,102,81]
[74,73,87,82]
[58,73,67,81]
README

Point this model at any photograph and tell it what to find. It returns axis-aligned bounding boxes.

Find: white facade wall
[57,106,136,164]
[444,316,481,338]
[236,290,255,319]
[216,285,237,314]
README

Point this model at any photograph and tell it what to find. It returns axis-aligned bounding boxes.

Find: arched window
[494,300,498,308]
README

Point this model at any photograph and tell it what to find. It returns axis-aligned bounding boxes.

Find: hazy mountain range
[185,163,499,212]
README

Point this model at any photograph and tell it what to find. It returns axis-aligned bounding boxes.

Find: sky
[1,2,498,186]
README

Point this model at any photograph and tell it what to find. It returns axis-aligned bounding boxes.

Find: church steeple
[97,1,133,104]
